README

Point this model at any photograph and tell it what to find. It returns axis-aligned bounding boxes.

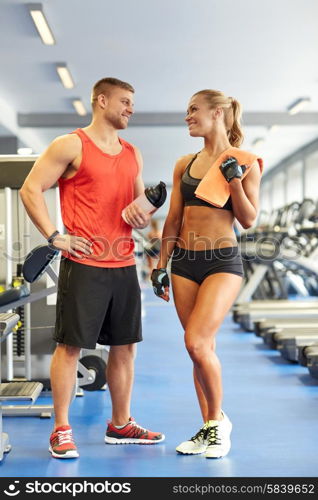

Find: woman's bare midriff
[177,205,237,250]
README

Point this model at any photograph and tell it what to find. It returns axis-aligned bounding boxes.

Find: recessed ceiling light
[27,3,55,45]
[72,99,87,116]
[287,97,311,115]
[56,63,75,89]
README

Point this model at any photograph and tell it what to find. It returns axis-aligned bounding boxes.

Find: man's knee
[55,343,81,359]
[109,343,136,361]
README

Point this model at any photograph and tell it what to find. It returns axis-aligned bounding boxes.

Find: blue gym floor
[1,286,318,477]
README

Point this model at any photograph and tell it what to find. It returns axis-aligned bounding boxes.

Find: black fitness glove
[151,268,170,298]
[220,157,247,183]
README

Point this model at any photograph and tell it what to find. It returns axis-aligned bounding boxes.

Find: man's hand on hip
[52,234,93,259]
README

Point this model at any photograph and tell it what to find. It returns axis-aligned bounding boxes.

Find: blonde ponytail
[227,98,244,147]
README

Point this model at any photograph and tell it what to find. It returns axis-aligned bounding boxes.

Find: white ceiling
[0,0,318,184]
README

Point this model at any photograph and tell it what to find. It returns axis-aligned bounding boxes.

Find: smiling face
[95,87,134,129]
[105,87,134,129]
[185,94,222,137]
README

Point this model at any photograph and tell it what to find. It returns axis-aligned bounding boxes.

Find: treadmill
[239,308,318,332]
[254,318,318,336]
[235,200,318,329]
[275,332,318,362]
[298,343,318,380]
[261,327,318,349]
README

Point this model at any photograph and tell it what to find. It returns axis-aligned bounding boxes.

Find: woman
[151,90,262,459]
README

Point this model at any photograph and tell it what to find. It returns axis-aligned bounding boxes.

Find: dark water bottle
[144,181,167,209]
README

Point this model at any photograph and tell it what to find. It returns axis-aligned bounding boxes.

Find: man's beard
[107,113,128,130]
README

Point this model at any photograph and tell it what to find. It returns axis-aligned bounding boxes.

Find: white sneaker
[205,411,232,459]
[176,423,208,455]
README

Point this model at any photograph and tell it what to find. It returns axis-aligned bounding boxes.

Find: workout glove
[151,268,170,297]
[220,157,247,183]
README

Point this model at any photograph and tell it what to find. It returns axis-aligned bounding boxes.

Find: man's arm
[123,145,151,229]
[133,146,146,198]
[20,134,92,257]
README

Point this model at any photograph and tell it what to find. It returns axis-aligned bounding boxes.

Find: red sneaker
[105,417,165,445]
[49,425,79,458]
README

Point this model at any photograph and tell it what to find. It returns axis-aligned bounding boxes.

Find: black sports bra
[180,154,233,211]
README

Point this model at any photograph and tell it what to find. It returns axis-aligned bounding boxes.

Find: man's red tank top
[58,128,139,268]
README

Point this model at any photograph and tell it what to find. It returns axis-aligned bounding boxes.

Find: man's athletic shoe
[105,417,165,444]
[176,423,209,455]
[49,425,79,459]
[205,411,232,459]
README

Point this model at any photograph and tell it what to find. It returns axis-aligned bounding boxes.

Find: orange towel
[194,147,263,208]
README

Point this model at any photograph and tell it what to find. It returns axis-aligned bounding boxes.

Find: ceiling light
[287,97,311,115]
[252,138,265,148]
[72,99,87,116]
[27,3,55,45]
[17,147,33,155]
[56,63,75,89]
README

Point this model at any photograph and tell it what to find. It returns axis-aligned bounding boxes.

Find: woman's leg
[171,274,209,419]
[171,273,199,327]
[185,273,242,421]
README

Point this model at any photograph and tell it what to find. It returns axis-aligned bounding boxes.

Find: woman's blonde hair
[193,90,244,147]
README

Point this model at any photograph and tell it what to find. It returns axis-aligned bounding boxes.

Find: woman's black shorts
[171,246,244,285]
[54,258,142,349]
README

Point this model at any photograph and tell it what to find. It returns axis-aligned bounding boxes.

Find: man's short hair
[91,77,134,108]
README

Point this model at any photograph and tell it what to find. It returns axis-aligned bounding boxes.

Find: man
[20,77,164,459]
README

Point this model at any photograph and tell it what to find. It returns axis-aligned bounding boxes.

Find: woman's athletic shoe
[49,425,79,458]
[105,417,165,444]
[205,412,232,459]
[176,423,209,455]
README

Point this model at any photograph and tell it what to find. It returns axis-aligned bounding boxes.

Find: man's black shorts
[54,258,142,349]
